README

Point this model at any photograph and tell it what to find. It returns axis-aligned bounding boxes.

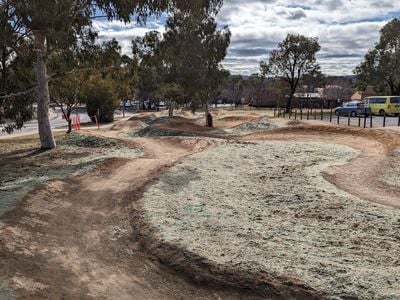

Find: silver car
[334,101,371,117]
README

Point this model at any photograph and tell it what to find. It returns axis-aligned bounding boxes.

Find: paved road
[0,108,140,139]
[285,110,400,128]
[0,107,91,138]
[22,107,91,133]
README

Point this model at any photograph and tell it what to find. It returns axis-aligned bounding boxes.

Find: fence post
[383,112,386,127]
[364,115,367,128]
[337,114,340,124]
[320,109,323,121]
[358,114,361,127]
[370,113,373,128]
[300,109,303,120]
[295,109,297,120]
[314,110,317,120]
[307,110,310,120]
[364,108,367,128]
[289,110,292,119]
[348,112,351,126]
[330,109,333,123]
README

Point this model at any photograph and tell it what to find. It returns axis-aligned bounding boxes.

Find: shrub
[81,78,119,123]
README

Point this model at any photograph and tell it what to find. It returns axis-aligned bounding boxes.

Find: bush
[81,78,119,123]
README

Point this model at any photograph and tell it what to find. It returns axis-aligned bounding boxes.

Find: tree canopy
[355,18,400,95]
[161,11,230,124]
[261,34,320,112]
[2,0,224,148]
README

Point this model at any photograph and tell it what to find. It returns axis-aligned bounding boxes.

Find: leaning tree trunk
[35,32,56,149]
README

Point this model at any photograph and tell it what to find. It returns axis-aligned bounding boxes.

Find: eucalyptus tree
[161,11,230,126]
[261,34,320,112]
[132,31,165,108]
[49,36,127,132]
[228,75,244,107]
[6,0,223,149]
[115,54,138,117]
[0,1,34,129]
[355,18,400,95]
[248,73,265,107]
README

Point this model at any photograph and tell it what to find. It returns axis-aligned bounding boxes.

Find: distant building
[351,86,377,101]
[248,89,280,107]
[292,92,323,108]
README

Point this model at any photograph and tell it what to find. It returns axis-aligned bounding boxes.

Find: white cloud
[92,19,165,55]
[93,1,400,75]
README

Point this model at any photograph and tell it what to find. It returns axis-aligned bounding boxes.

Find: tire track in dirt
[0,134,262,299]
[1,119,399,300]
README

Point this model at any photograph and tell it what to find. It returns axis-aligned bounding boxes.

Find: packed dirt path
[0,133,261,299]
[241,125,400,208]
[1,113,400,299]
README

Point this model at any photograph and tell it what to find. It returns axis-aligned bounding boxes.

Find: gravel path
[141,141,400,299]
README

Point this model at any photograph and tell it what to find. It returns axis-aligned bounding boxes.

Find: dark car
[334,101,371,117]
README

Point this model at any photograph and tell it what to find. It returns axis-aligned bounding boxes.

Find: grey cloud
[287,9,307,20]
[314,0,343,11]
[229,47,268,57]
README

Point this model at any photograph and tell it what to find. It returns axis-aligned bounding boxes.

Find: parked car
[363,96,400,116]
[334,101,370,117]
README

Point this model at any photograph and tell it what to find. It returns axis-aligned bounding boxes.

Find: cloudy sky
[93,0,400,76]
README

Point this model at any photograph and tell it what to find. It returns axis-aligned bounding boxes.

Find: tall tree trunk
[286,87,295,113]
[66,107,72,134]
[67,119,72,134]
[35,32,56,149]
[205,101,212,127]
[168,101,174,117]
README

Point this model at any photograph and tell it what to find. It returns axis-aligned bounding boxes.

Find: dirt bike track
[0,113,399,299]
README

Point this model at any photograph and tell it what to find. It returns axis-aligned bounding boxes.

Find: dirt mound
[149,116,210,131]
[128,113,157,122]
[230,117,277,133]
[180,111,198,118]
[110,120,147,132]
[134,127,200,137]
[286,120,304,126]
[217,115,257,122]
[247,125,400,152]
[213,115,261,129]
[59,133,125,148]
[128,116,224,138]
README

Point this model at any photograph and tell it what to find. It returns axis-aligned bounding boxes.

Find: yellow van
[364,96,400,116]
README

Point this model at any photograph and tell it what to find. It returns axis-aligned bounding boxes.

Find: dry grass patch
[140,141,400,299]
[0,133,142,217]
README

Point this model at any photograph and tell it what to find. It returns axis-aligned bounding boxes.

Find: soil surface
[1,109,400,299]
[0,128,261,300]
[140,141,400,299]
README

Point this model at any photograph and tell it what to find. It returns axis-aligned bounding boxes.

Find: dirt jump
[0,109,399,299]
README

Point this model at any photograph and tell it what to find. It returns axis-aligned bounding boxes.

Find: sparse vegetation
[0,133,142,216]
